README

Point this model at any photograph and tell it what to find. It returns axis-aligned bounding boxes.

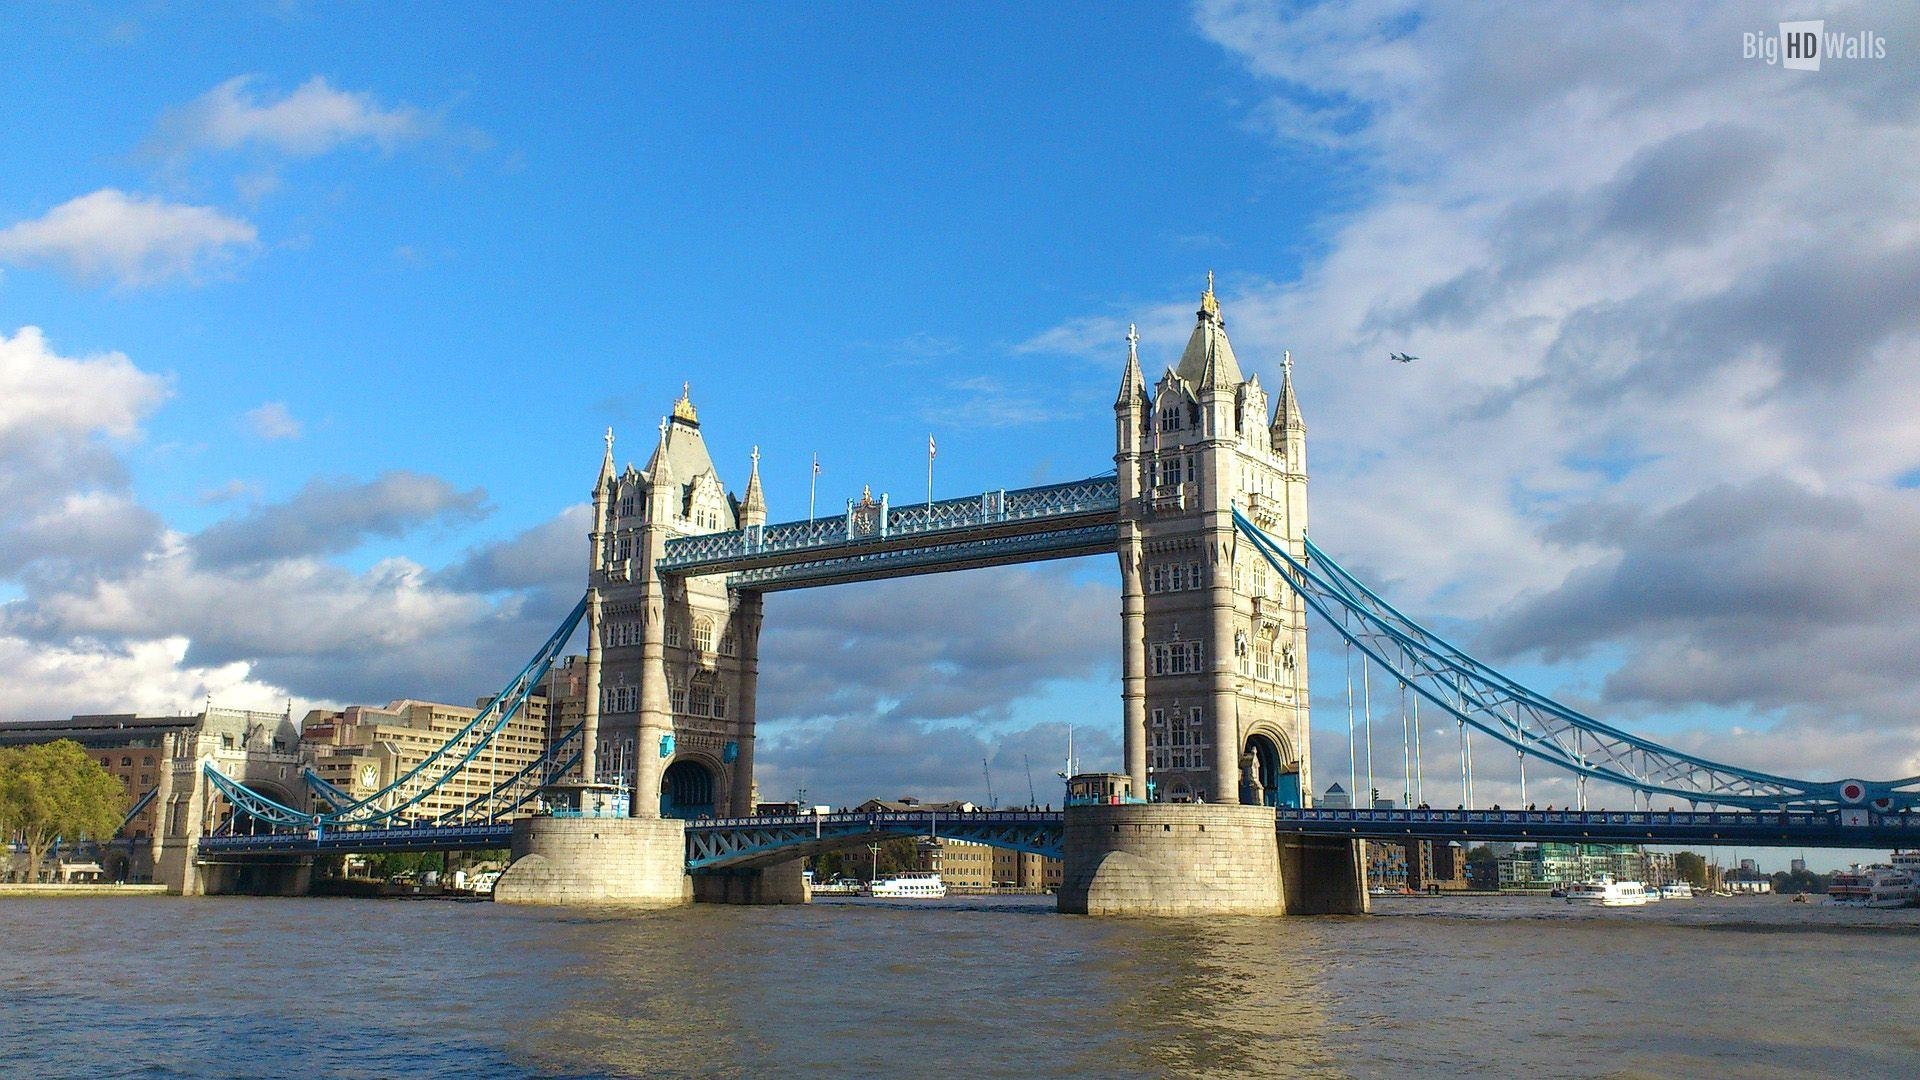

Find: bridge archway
[218,780,304,836]
[662,759,717,819]
[1243,730,1300,808]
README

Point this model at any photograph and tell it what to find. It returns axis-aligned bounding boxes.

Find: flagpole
[926,434,934,511]
[809,453,819,522]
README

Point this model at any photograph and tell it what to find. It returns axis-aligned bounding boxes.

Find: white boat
[1827,865,1917,908]
[1566,879,1649,906]
[1657,882,1693,900]
[868,872,947,898]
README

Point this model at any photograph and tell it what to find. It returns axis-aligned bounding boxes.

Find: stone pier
[493,816,692,906]
[1059,803,1369,916]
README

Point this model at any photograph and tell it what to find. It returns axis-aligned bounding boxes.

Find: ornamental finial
[1199,271,1220,319]
[672,382,698,423]
[1127,323,1139,354]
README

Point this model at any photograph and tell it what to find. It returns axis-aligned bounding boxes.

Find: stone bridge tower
[588,386,765,820]
[1115,278,1311,808]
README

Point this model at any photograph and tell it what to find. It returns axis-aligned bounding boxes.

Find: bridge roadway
[194,807,1920,867]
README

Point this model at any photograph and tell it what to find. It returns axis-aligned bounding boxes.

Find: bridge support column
[1060,803,1283,916]
[493,816,691,906]
[1278,836,1369,915]
[691,858,810,905]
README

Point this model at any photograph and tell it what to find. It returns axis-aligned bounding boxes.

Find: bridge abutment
[493,816,692,906]
[1059,803,1284,916]
[690,859,810,905]
[1060,804,1370,916]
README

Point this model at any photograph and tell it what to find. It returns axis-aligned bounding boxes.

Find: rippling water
[3,893,1917,1078]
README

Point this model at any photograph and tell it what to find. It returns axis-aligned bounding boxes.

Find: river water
[2,893,1916,1078]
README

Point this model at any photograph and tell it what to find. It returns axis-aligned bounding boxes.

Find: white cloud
[0,634,298,722]
[242,401,303,441]
[0,189,257,286]
[0,326,170,440]
[158,75,428,158]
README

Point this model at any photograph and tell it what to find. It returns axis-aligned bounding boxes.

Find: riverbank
[0,883,167,897]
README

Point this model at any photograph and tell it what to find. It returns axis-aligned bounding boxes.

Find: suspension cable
[1413,691,1424,807]
[1344,633,1357,805]
[1399,669,1412,808]
[1362,651,1376,809]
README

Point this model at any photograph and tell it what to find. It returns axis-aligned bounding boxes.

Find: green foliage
[1464,844,1495,864]
[0,740,129,881]
[808,838,923,882]
[1673,851,1710,888]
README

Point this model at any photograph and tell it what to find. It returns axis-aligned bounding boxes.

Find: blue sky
[3,3,1918,869]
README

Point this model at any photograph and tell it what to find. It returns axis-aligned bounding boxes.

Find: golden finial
[1199,271,1220,319]
[672,381,699,423]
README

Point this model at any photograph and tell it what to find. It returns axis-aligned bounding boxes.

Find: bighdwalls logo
[1744,20,1887,71]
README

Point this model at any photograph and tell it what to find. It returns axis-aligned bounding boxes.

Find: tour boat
[1657,882,1694,900]
[867,872,947,898]
[1827,865,1917,908]
[1565,879,1649,906]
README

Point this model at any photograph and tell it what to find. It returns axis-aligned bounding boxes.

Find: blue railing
[658,474,1119,573]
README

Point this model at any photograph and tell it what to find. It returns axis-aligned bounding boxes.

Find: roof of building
[1173,276,1243,388]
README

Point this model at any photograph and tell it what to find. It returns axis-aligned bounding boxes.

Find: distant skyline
[2,4,1917,870]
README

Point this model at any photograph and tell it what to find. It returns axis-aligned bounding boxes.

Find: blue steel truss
[114,786,158,838]
[684,811,1064,871]
[658,475,1119,588]
[207,592,590,830]
[1277,807,1920,848]
[1234,508,1920,811]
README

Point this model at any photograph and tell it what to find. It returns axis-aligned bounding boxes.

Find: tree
[0,741,128,882]
[1673,851,1710,889]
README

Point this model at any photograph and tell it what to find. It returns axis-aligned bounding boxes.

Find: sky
[2,3,1916,869]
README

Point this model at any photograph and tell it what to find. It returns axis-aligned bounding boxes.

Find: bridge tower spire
[1115,324,1149,795]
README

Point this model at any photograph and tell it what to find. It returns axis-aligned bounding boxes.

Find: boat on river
[868,872,947,898]
[1566,879,1648,906]
[1827,865,1916,908]
[1657,882,1693,900]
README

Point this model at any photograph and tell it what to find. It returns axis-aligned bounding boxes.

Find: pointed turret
[591,428,615,571]
[1271,350,1306,471]
[1116,322,1145,407]
[646,415,677,520]
[740,446,767,528]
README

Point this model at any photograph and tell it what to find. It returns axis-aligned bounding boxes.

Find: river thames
[2,893,1916,1078]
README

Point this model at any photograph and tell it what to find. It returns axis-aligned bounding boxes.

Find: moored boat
[1566,878,1649,906]
[1657,882,1693,900]
[868,871,947,898]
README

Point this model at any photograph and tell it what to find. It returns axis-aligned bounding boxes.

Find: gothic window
[1170,564,1186,591]
[1160,407,1182,432]
[1150,708,1165,728]
[1188,562,1203,588]
[712,689,728,719]
[670,672,688,714]
[1253,638,1274,682]
[690,676,712,718]
[1148,641,1205,676]
[720,629,737,657]
[665,620,683,649]
[614,534,632,561]
[693,617,714,653]
[618,492,636,519]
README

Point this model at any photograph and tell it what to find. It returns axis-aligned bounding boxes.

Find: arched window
[693,617,714,653]
[665,620,683,649]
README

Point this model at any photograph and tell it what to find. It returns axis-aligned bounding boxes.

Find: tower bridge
[180,281,1920,912]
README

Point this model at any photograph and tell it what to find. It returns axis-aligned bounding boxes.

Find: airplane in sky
[1390,352,1418,363]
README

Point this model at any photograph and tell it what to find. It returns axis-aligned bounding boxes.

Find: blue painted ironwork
[207,592,591,830]
[113,786,158,838]
[1234,508,1920,811]
[657,474,1119,586]
[198,823,513,857]
[729,524,1119,591]
[1277,806,1920,848]
[684,811,1064,870]
[433,721,586,826]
